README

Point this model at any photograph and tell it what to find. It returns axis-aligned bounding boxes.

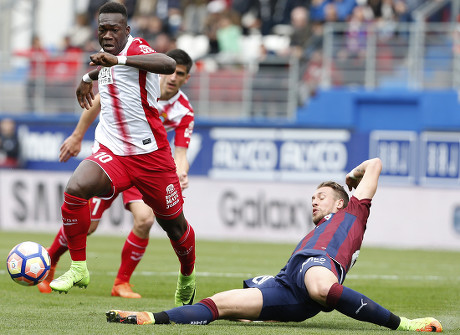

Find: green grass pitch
[1,231,459,334]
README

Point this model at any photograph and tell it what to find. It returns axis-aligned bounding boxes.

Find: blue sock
[164,298,219,325]
[326,283,399,329]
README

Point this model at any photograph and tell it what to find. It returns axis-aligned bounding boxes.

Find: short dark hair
[166,49,193,73]
[317,181,349,207]
[98,2,128,20]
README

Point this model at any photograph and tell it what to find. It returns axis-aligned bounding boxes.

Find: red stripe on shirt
[108,74,133,155]
[138,70,169,149]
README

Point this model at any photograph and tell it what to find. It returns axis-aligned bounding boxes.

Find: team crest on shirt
[159,111,168,123]
[99,67,113,85]
[165,183,179,209]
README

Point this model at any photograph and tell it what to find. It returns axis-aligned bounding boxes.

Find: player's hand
[178,172,189,190]
[89,52,118,67]
[345,174,361,192]
[59,134,82,162]
[76,81,95,109]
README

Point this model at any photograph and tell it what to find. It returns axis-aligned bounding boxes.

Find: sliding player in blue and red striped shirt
[106,158,442,332]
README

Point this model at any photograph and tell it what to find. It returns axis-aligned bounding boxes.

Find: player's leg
[37,226,68,293]
[51,146,131,294]
[112,190,154,298]
[156,212,196,306]
[305,266,442,332]
[106,288,263,325]
[130,147,196,306]
[38,216,101,293]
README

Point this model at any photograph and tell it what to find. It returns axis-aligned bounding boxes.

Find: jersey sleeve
[346,196,371,227]
[173,114,194,148]
[127,37,156,56]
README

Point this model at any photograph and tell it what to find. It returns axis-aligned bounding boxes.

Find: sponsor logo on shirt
[99,67,113,86]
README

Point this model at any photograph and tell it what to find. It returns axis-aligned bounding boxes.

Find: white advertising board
[1,170,459,250]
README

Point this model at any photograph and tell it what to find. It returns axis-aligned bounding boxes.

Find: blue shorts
[243,250,344,322]
[243,275,322,321]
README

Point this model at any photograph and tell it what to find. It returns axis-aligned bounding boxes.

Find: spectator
[310,0,357,22]
[66,13,93,51]
[232,0,305,35]
[0,118,21,168]
[216,11,243,56]
[15,35,48,111]
[337,4,371,62]
[151,32,176,53]
[204,0,228,54]
[278,6,314,59]
[134,15,165,44]
[151,0,182,38]
[182,0,208,35]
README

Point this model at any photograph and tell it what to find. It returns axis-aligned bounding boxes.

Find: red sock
[115,230,149,283]
[47,226,69,265]
[170,222,195,276]
[61,192,90,261]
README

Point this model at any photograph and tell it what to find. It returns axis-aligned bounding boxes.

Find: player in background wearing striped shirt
[48,3,196,307]
[106,158,442,332]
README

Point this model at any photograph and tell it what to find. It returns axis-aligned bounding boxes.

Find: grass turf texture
[1,231,459,335]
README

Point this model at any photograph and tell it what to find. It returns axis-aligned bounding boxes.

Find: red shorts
[89,186,143,221]
[85,144,183,219]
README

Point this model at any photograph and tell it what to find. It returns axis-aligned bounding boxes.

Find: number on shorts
[94,152,113,163]
[91,198,102,216]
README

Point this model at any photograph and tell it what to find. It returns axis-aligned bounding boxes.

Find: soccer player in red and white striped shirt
[40,49,195,304]
[47,3,196,305]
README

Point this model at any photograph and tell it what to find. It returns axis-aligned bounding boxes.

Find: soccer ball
[6,241,51,286]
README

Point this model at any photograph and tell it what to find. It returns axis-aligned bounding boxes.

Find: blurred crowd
[28,0,451,62]
[13,0,454,112]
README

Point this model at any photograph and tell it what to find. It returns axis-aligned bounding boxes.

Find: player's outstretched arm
[59,94,101,162]
[174,146,190,190]
[345,158,382,200]
[89,52,176,75]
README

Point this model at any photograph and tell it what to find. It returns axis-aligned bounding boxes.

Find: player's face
[98,13,130,55]
[311,186,344,224]
[160,64,190,99]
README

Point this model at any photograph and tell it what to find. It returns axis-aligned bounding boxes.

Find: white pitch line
[1,269,458,282]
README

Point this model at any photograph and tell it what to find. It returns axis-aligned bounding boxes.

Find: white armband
[117,56,127,65]
[82,73,92,83]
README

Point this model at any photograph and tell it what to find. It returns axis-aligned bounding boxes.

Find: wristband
[82,73,92,83]
[117,56,127,65]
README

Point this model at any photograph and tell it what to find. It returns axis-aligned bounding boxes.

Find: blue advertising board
[11,121,367,182]
[369,131,418,184]
[7,119,460,187]
[419,132,460,186]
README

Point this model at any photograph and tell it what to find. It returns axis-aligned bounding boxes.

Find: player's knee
[307,282,331,306]
[133,215,154,235]
[156,215,187,240]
